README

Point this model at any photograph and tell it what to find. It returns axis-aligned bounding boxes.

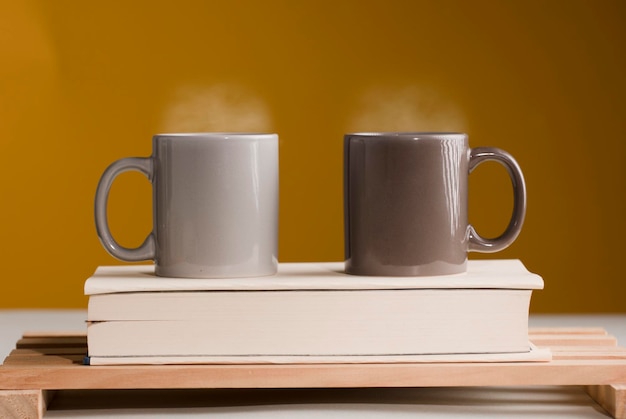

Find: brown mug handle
[467,147,527,253]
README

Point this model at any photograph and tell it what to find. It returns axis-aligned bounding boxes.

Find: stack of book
[84,259,548,365]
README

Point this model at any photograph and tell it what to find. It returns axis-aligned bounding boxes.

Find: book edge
[86,344,552,365]
[85,260,544,295]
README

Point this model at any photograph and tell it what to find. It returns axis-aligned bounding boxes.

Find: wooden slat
[1,328,625,418]
[16,336,87,349]
[1,358,626,390]
[586,384,626,419]
[0,390,51,419]
[530,334,617,347]
[542,345,626,353]
[2,354,85,366]
[8,347,88,356]
[22,330,87,340]
[551,351,626,361]
[529,327,609,335]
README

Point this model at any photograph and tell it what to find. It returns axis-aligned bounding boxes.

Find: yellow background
[1,0,624,312]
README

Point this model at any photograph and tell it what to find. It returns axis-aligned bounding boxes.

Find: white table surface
[1,310,624,418]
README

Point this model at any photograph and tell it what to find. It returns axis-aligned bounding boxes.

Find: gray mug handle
[94,157,155,261]
[467,147,527,253]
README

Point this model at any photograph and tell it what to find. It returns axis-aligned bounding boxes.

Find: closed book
[85,260,546,364]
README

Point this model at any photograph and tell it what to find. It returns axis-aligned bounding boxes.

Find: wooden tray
[1,328,625,418]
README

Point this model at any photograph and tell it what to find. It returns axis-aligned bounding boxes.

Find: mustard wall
[1,0,624,312]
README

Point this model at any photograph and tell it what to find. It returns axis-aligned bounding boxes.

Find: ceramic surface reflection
[344,132,525,276]
[95,133,279,278]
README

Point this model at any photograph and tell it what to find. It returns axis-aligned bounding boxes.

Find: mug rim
[345,132,466,138]
[154,132,277,139]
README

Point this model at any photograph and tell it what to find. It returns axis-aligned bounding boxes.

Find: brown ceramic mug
[344,132,526,276]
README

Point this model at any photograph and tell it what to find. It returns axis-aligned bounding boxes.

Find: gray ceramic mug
[95,133,279,278]
[344,132,526,276]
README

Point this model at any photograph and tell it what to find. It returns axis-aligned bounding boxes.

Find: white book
[85,260,546,364]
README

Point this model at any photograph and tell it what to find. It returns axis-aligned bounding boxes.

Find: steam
[347,85,467,132]
[160,83,273,133]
